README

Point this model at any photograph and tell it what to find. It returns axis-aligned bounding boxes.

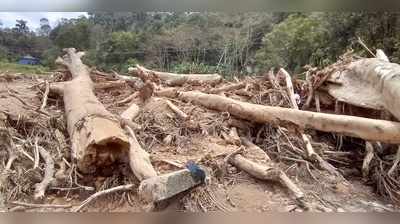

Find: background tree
[38,18,51,36]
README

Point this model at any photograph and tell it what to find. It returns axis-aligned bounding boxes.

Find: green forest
[1,12,400,76]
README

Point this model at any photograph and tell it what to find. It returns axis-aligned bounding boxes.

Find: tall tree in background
[38,18,51,36]
[14,20,29,33]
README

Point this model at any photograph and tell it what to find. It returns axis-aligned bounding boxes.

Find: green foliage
[255,14,330,72]
[0,45,9,61]
[50,17,91,50]
[41,47,61,68]
[3,12,400,76]
[0,61,49,74]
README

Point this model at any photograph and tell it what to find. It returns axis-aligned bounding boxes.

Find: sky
[0,12,88,30]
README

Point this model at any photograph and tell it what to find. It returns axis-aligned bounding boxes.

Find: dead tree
[55,48,129,173]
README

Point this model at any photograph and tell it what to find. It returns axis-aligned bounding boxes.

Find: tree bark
[325,58,400,120]
[130,65,222,86]
[171,90,400,144]
[55,48,129,173]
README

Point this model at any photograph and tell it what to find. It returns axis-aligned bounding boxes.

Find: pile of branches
[1,48,400,212]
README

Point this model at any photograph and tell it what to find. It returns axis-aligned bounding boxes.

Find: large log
[170,90,400,144]
[325,58,400,120]
[55,48,129,173]
[129,65,222,86]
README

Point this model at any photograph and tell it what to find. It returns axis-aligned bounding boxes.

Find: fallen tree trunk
[324,58,400,120]
[55,48,129,173]
[170,90,400,144]
[129,65,222,86]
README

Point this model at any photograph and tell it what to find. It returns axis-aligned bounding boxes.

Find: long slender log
[172,90,400,144]
[130,65,222,86]
[55,48,129,173]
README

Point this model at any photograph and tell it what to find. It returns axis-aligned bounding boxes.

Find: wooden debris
[73,184,135,212]
[138,169,204,203]
[175,90,400,144]
[362,141,375,178]
[34,146,55,200]
[55,48,130,173]
[131,64,222,86]
[125,126,157,181]
[165,99,188,120]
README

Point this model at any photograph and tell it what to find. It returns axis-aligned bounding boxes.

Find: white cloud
[0,12,88,30]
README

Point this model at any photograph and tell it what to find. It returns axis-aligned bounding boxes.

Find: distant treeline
[1,12,399,76]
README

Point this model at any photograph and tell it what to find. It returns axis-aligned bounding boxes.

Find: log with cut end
[130,65,222,86]
[173,90,400,144]
[324,58,400,120]
[138,169,204,202]
[55,48,129,173]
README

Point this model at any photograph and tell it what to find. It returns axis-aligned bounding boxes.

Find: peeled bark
[55,48,129,173]
[130,65,222,86]
[325,58,400,120]
[173,90,400,144]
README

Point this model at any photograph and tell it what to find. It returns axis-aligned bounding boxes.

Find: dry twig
[73,184,135,212]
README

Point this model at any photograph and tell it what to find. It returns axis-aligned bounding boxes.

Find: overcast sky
[0,12,88,29]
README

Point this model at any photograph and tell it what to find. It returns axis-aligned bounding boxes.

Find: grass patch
[0,61,50,75]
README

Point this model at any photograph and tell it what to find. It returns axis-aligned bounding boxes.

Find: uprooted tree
[54,48,130,173]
